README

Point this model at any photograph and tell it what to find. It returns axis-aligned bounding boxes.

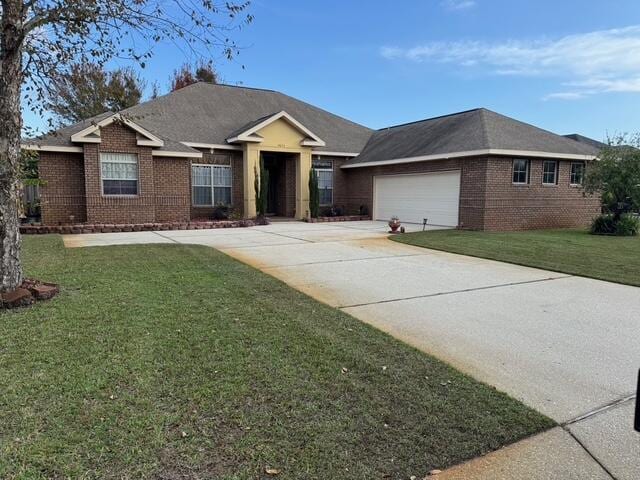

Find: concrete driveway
[63,221,639,479]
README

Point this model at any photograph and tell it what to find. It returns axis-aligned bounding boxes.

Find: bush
[615,214,640,236]
[212,204,231,220]
[320,205,344,217]
[309,169,319,218]
[590,214,617,235]
[590,214,639,236]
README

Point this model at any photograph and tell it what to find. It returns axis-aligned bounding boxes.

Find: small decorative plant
[254,161,269,219]
[308,168,319,218]
[388,216,401,233]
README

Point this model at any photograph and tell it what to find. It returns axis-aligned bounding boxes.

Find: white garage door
[374,170,461,226]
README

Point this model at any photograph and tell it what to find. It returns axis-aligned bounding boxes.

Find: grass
[393,228,640,287]
[1,236,553,479]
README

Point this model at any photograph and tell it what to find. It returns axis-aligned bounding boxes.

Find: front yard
[393,228,640,286]
[0,236,552,479]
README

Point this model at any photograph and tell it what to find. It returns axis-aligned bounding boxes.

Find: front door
[261,153,282,216]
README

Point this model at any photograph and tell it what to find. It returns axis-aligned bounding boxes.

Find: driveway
[64,221,639,479]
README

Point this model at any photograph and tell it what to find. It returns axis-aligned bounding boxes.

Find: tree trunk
[0,1,25,292]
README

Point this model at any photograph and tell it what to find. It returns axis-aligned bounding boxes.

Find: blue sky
[25,0,640,139]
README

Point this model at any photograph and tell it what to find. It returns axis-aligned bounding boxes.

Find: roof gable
[226,111,326,147]
[70,113,164,147]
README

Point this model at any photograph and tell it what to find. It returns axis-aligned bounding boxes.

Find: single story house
[24,82,601,231]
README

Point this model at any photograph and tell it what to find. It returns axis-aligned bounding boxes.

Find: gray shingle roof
[31,83,373,153]
[563,133,608,150]
[345,108,599,166]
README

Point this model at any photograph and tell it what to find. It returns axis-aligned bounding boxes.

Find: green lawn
[393,229,640,286]
[1,236,552,479]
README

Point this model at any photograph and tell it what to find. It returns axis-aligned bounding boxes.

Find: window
[101,153,138,195]
[192,164,232,206]
[313,159,333,205]
[570,162,585,185]
[542,160,558,185]
[512,159,530,184]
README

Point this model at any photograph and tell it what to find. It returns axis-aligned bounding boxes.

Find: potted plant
[388,216,401,233]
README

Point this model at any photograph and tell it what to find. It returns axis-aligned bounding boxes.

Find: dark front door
[261,153,283,216]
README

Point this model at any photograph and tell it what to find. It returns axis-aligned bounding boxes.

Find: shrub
[212,204,231,220]
[615,214,640,236]
[254,161,269,218]
[309,168,319,218]
[590,214,617,235]
[590,213,639,236]
[320,205,344,217]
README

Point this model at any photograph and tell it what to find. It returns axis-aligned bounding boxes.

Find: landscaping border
[20,219,260,235]
[305,215,371,223]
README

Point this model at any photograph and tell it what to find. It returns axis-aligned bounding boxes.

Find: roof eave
[341,148,597,169]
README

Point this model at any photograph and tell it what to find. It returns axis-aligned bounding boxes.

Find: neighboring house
[23,82,601,231]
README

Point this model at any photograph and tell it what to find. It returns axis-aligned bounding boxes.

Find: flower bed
[305,215,371,223]
[20,219,261,235]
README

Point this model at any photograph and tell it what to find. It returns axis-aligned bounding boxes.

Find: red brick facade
[337,156,600,231]
[190,149,244,220]
[37,123,600,231]
[154,158,191,223]
[83,123,156,224]
[482,157,601,231]
[39,152,86,225]
[39,124,245,226]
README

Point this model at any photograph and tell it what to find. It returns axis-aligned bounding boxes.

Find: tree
[47,63,145,125]
[308,168,319,218]
[0,1,252,292]
[171,61,218,91]
[583,134,640,220]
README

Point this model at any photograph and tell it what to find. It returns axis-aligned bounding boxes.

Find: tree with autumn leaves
[0,0,252,292]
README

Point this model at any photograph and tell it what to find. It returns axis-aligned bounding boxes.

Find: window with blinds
[192,164,232,206]
[312,158,333,206]
[100,153,139,195]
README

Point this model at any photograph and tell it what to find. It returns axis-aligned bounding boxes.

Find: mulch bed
[305,215,371,223]
[1,278,59,310]
[20,219,262,235]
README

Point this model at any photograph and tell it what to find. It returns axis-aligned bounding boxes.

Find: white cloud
[543,92,588,101]
[441,0,477,11]
[380,25,640,99]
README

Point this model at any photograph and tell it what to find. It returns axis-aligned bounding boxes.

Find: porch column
[243,143,259,218]
[295,149,312,219]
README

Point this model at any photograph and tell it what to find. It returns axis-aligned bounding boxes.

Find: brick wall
[83,122,156,224]
[154,157,191,222]
[482,157,601,231]
[39,152,87,224]
[336,156,600,231]
[190,149,244,220]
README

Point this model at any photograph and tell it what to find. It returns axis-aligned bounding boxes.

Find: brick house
[24,82,601,231]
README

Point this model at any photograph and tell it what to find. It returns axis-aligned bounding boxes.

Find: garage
[373,170,461,226]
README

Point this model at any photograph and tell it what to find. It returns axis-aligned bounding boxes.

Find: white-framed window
[101,153,138,195]
[192,164,232,206]
[542,160,558,185]
[512,159,530,185]
[570,162,585,185]
[313,158,333,206]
